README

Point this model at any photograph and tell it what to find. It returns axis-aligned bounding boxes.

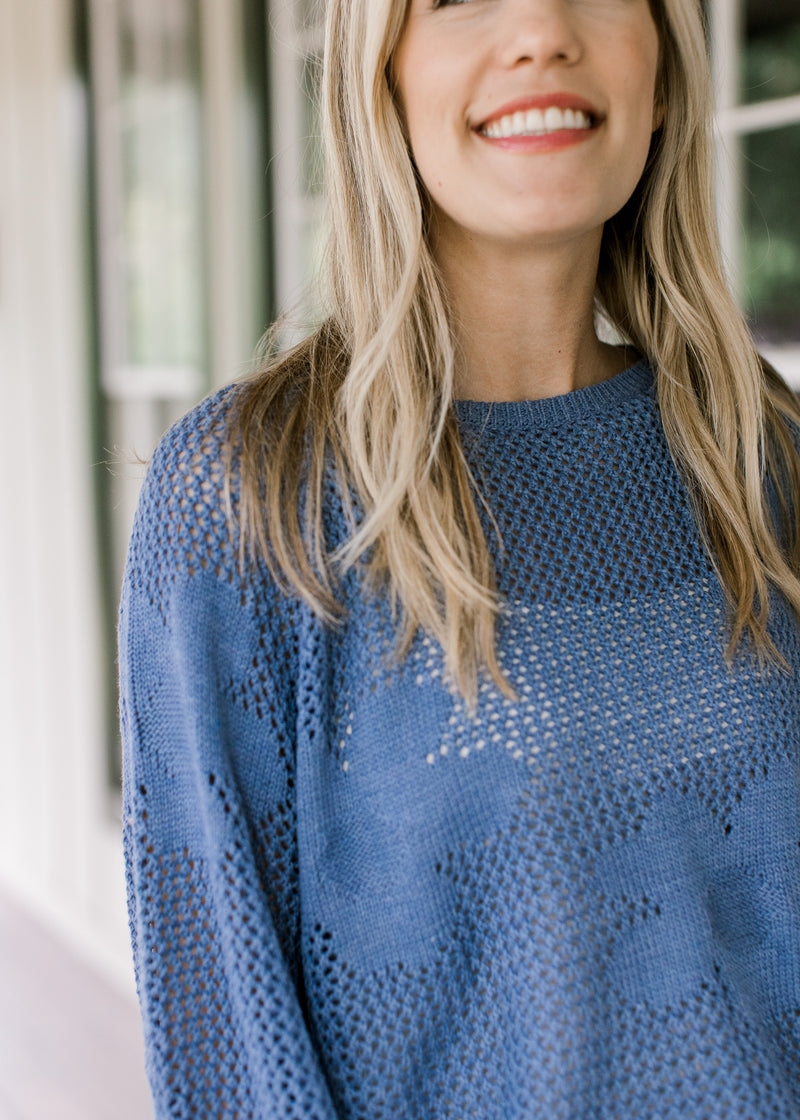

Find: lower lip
[476,126,599,153]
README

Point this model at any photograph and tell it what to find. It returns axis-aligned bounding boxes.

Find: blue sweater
[120,360,800,1119]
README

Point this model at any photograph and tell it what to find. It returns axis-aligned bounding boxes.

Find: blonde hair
[228,0,800,702]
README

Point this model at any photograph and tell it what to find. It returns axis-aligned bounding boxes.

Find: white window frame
[268,0,325,336]
[709,0,800,387]
[88,0,263,402]
[88,0,270,607]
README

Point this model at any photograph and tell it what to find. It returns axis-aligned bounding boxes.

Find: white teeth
[482,107,593,139]
[525,108,545,133]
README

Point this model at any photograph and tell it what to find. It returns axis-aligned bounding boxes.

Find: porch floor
[0,890,152,1120]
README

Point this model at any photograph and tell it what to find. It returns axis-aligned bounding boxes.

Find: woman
[120,0,800,1116]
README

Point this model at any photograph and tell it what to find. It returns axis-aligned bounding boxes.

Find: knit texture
[120,360,800,1119]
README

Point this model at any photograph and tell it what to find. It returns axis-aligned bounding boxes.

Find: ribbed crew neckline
[453,360,654,433]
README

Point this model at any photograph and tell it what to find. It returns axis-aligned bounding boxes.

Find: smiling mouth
[480,107,597,139]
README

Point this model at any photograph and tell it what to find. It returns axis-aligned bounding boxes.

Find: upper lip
[475,92,604,130]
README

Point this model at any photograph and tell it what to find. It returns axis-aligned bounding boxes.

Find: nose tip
[497,1,583,69]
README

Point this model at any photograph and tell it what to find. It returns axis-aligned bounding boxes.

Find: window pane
[119,0,206,376]
[743,122,800,345]
[742,0,800,105]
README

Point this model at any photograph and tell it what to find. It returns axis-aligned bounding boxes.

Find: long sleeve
[119,394,339,1119]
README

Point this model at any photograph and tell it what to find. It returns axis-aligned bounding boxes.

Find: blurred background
[0,0,798,1116]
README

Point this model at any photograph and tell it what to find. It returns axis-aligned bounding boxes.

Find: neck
[432,219,628,403]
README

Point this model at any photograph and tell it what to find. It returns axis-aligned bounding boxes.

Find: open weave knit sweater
[120,360,800,1119]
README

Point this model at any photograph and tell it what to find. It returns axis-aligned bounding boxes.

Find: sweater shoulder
[124,383,250,606]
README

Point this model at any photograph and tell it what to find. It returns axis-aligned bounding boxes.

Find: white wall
[0,0,135,995]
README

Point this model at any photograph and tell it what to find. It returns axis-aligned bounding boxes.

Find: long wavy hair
[227,0,800,702]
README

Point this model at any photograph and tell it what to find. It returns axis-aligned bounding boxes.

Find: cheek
[400,83,458,189]
[638,32,661,121]
[619,35,660,143]
[394,56,434,156]
[394,28,478,152]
